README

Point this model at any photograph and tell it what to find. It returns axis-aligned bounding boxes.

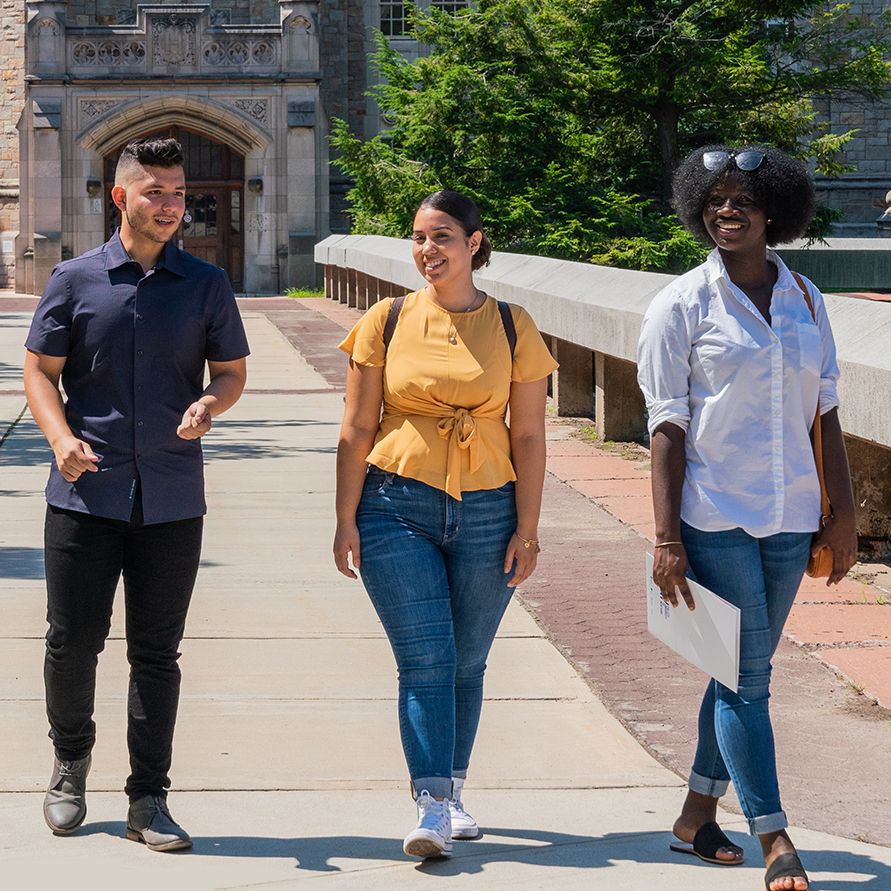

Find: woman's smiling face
[702,174,769,254]
[411,206,480,286]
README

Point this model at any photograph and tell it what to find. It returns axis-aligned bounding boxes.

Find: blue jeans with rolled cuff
[680,520,812,836]
[357,468,517,799]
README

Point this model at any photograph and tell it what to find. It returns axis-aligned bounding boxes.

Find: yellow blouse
[339,290,558,500]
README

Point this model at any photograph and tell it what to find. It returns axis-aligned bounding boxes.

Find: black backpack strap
[497,300,517,359]
[382,294,406,353]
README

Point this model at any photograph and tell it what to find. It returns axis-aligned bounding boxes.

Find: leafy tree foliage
[331,1,891,272]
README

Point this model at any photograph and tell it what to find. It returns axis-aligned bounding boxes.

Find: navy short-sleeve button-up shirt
[25,231,250,524]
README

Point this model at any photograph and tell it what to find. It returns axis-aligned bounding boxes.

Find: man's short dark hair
[672,145,815,246]
[115,138,184,185]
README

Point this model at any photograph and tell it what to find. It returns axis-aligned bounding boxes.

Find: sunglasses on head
[702,150,765,172]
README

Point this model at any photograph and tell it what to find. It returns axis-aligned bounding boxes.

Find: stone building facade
[812,1,891,235]
[1,2,889,294]
[0,1,26,287]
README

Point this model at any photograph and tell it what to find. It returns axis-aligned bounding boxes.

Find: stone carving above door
[152,14,198,67]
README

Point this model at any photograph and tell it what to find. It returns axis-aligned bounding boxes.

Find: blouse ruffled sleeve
[338,298,391,367]
[510,305,559,382]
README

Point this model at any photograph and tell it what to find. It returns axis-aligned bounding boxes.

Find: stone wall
[815,0,891,234]
[66,1,279,26]
[319,0,370,232]
[0,0,24,288]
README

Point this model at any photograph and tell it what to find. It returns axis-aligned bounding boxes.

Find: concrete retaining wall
[316,234,891,550]
[777,239,891,292]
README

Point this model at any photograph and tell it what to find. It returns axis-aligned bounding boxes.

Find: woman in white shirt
[637,146,857,891]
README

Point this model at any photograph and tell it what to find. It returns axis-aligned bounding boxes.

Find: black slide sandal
[764,852,809,889]
[669,820,745,865]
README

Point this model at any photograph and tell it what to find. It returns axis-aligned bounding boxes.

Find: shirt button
[449,332,458,345]
[137,420,144,427]
[137,350,144,357]
[136,313,143,321]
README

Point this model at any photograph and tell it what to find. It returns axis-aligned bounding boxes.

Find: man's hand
[52,434,100,482]
[177,401,212,440]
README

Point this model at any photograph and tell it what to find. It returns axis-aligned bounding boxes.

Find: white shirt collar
[704,247,799,295]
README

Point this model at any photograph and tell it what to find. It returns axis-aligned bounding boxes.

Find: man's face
[113,165,186,245]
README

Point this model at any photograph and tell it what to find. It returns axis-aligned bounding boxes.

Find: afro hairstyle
[672,145,815,247]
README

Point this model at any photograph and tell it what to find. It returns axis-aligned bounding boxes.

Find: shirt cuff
[646,399,690,435]
[819,382,840,416]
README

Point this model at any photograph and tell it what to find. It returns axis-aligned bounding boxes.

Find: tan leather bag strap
[791,271,831,522]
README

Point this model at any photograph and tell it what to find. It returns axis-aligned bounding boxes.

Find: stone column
[16,94,62,294]
[285,89,320,288]
[551,337,594,417]
[595,351,647,442]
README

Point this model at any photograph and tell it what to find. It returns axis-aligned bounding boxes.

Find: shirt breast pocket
[796,322,822,375]
[693,338,760,390]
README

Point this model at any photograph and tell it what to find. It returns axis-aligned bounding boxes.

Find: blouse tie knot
[437,407,485,498]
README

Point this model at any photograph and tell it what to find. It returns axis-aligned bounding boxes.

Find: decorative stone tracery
[72,41,146,66]
[203,39,278,67]
[233,99,270,123]
[80,98,121,120]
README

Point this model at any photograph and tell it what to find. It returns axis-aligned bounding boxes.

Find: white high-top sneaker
[449,777,480,839]
[403,790,453,858]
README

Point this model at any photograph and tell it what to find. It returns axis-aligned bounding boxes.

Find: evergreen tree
[332,1,891,272]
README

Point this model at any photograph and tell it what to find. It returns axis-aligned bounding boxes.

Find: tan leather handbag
[792,272,833,578]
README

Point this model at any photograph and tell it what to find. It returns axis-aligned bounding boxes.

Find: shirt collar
[704,247,798,294]
[103,229,186,278]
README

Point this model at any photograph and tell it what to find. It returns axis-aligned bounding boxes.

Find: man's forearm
[24,364,72,447]
[198,370,245,417]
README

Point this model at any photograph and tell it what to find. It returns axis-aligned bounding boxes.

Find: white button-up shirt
[637,249,840,537]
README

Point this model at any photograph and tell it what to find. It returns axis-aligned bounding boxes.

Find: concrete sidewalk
[1,301,889,889]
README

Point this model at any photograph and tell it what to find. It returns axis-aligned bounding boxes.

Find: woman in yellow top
[335,190,557,859]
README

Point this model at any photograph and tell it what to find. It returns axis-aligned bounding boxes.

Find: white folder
[645,552,741,693]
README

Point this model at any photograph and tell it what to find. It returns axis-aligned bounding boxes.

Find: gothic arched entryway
[104,128,245,289]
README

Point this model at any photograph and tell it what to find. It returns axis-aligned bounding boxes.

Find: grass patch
[565,419,651,467]
[284,287,325,299]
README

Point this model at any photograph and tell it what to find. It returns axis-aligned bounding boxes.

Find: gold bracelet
[654,540,683,548]
[516,534,540,550]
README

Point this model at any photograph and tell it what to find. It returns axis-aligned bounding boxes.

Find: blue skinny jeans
[357,468,517,799]
[680,520,812,835]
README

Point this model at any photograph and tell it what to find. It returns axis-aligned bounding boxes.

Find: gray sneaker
[43,754,91,835]
[126,795,192,852]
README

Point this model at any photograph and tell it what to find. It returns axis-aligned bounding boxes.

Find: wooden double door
[181,188,244,289]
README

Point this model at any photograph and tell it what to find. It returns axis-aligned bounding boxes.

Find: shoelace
[449,798,469,817]
[416,791,449,832]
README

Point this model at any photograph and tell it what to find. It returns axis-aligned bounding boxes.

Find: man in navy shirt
[24,138,249,851]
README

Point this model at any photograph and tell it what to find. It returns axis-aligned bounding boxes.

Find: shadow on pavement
[0,423,51,466]
[0,546,45,580]
[61,823,891,886]
[0,359,24,386]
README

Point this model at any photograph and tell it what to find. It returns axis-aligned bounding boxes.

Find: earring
[767,218,773,224]
[183,212,192,224]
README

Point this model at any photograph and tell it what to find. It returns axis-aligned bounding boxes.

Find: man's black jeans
[43,496,203,801]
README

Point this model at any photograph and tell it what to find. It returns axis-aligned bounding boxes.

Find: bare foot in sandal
[671,790,744,864]
[762,831,809,890]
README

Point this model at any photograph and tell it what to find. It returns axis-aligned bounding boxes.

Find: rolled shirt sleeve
[637,287,694,435]
[803,276,840,416]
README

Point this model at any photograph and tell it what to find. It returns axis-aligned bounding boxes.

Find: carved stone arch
[77,95,271,157]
